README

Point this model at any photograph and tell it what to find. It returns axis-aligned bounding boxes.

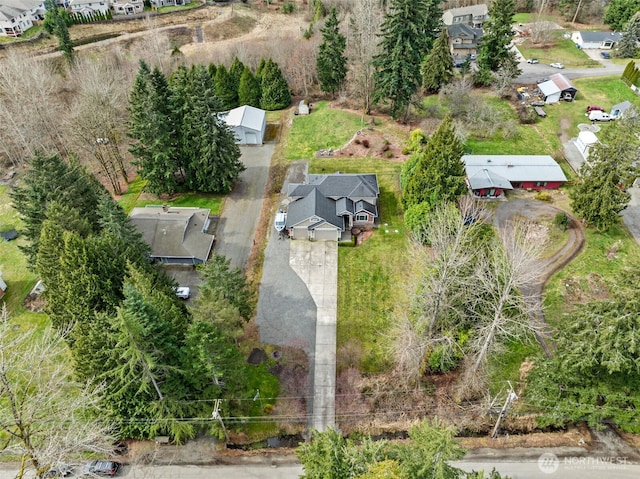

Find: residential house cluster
[0,0,186,37]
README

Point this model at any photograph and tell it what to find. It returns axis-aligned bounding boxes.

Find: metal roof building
[223,105,266,145]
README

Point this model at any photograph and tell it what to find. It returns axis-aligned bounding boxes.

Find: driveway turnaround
[214,145,273,270]
[289,240,338,433]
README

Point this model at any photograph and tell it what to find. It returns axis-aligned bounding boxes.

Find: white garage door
[314,228,338,241]
[245,132,259,144]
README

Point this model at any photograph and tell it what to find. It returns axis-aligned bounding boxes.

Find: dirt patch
[558,117,572,143]
[459,423,591,449]
[563,273,610,303]
[334,128,408,161]
[202,14,257,41]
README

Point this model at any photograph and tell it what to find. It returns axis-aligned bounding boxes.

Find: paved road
[515,49,626,84]
[214,145,273,271]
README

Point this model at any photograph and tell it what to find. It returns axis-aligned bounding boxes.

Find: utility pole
[491,382,518,439]
[212,399,229,442]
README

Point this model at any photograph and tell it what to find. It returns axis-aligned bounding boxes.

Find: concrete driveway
[214,144,273,271]
[256,161,338,433]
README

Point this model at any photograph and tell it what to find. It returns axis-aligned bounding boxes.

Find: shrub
[534,191,552,202]
[554,212,570,231]
[517,104,537,124]
[282,2,296,13]
[354,138,361,145]
[385,151,393,158]
[361,138,370,148]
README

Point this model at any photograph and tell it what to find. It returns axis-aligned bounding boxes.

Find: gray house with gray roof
[286,173,379,241]
[129,205,215,264]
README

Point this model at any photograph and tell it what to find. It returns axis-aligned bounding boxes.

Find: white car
[175,287,191,299]
[550,62,564,69]
[588,110,611,122]
[527,58,539,64]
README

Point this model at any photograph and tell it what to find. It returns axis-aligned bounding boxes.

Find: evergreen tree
[44,0,74,62]
[316,7,347,96]
[180,67,244,193]
[215,64,238,110]
[373,0,441,120]
[128,63,181,195]
[477,0,518,74]
[238,67,261,108]
[604,0,640,31]
[229,57,245,103]
[10,152,106,264]
[570,110,639,231]
[260,59,291,110]
[402,115,466,210]
[421,28,454,93]
[616,12,640,58]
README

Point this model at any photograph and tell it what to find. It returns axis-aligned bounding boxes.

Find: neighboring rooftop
[129,206,214,264]
[576,31,623,43]
[463,155,568,185]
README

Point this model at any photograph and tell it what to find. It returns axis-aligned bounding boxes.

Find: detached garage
[224,105,266,145]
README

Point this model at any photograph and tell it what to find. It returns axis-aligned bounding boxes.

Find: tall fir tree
[316,7,347,96]
[128,63,181,195]
[616,12,640,58]
[476,0,518,74]
[238,67,261,108]
[10,152,106,264]
[215,64,238,110]
[44,0,74,62]
[373,0,441,120]
[421,28,455,93]
[260,59,291,110]
[402,115,466,209]
[229,57,245,102]
[180,67,244,193]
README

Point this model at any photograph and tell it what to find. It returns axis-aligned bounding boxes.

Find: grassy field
[0,186,47,330]
[308,158,407,374]
[543,222,640,329]
[284,101,365,160]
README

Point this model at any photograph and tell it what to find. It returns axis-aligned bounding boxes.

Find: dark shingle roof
[578,31,622,43]
[286,189,343,229]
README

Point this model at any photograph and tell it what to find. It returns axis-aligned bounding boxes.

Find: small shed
[610,101,632,120]
[298,100,309,115]
[575,131,598,157]
[538,80,561,104]
[223,105,266,145]
[550,73,578,101]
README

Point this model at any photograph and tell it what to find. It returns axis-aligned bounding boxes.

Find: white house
[538,80,562,104]
[69,0,110,17]
[442,4,488,28]
[110,0,142,15]
[223,105,267,145]
[610,100,632,119]
[571,31,622,49]
[0,0,44,37]
[150,0,185,8]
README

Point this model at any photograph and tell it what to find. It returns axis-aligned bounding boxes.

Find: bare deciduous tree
[468,220,544,376]
[68,57,131,194]
[346,0,383,113]
[530,21,556,46]
[0,307,115,479]
[0,51,68,163]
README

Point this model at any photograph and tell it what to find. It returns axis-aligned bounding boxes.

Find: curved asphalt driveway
[494,199,585,356]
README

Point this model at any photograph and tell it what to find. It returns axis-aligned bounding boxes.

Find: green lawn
[285,101,365,160]
[308,158,407,374]
[117,177,223,215]
[0,186,47,330]
[543,222,640,330]
[0,25,43,44]
[518,35,600,68]
[157,1,200,13]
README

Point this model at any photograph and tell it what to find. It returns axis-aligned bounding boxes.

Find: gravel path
[494,198,585,356]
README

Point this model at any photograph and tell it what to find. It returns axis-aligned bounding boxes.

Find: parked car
[550,62,565,69]
[588,110,611,122]
[600,51,611,59]
[527,58,539,64]
[82,460,121,477]
[586,105,605,113]
[44,464,73,477]
[175,286,190,300]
